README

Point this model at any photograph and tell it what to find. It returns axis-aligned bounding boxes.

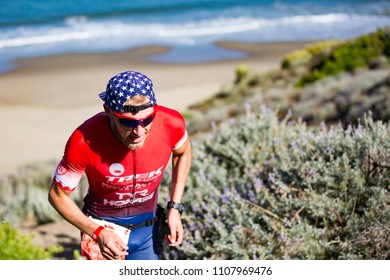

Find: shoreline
[0,40,310,176]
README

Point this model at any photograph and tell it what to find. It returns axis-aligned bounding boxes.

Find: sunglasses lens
[142,114,155,126]
[119,118,138,128]
[118,114,155,128]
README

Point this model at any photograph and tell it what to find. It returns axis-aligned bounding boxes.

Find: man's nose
[133,124,145,135]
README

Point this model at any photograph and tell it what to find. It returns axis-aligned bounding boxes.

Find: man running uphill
[48,70,191,260]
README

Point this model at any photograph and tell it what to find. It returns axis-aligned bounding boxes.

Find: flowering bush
[160,106,389,259]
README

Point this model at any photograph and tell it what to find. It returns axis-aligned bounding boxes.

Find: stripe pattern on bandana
[99,71,156,113]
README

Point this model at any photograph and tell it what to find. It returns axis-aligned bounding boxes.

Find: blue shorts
[100,212,160,260]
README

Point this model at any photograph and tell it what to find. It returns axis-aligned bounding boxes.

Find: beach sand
[0,41,309,176]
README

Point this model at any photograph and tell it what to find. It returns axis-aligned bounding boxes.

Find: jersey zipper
[132,149,137,203]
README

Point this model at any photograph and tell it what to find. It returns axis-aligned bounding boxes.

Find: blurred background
[0,0,389,261]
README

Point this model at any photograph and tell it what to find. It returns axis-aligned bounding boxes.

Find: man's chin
[127,142,145,150]
[124,136,146,150]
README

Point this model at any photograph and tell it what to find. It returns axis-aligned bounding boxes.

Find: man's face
[108,103,156,150]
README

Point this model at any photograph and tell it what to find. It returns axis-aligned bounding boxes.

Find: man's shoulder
[153,106,186,147]
[67,112,111,151]
[156,105,184,121]
[78,112,108,130]
[71,112,109,142]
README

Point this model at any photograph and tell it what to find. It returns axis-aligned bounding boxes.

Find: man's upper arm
[172,138,191,156]
[53,129,88,192]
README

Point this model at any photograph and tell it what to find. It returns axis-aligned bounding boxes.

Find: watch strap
[167,201,184,214]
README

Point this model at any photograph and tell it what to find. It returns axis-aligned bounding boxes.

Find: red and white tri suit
[53,105,187,217]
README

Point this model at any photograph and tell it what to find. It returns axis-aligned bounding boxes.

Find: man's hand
[166,209,183,246]
[97,229,129,260]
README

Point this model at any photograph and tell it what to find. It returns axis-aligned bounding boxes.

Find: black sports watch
[167,201,184,215]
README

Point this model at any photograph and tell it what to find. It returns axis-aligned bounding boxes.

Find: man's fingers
[112,241,128,258]
[165,234,173,245]
[167,231,177,244]
[100,236,128,260]
[176,230,183,244]
[165,231,183,246]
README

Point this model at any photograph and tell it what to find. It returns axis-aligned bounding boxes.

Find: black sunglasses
[118,113,156,128]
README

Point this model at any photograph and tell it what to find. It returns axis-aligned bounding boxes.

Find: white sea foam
[1,13,389,50]
[0,11,388,71]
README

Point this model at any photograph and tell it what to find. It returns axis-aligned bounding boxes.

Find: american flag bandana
[99,71,156,113]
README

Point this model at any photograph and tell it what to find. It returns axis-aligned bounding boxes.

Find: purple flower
[254,178,264,193]
[307,169,316,176]
[267,172,276,183]
[355,124,363,136]
[194,230,201,241]
[290,141,298,150]
[280,232,288,241]
[182,240,192,250]
[191,204,199,213]
[279,183,287,191]
[189,222,197,231]
[244,103,252,113]
[261,105,272,114]
[205,214,215,228]
[220,194,230,203]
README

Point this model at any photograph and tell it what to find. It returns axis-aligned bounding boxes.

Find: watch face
[168,201,184,214]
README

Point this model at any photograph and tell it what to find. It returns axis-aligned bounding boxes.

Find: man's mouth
[127,133,145,144]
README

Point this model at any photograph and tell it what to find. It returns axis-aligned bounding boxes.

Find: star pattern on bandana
[103,71,156,112]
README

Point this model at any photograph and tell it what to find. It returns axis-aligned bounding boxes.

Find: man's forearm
[170,139,192,202]
[48,182,98,237]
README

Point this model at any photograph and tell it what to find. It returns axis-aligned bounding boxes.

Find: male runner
[48,70,191,260]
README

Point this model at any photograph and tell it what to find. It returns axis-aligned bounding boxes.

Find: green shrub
[281,49,312,69]
[282,40,341,69]
[0,161,88,225]
[235,64,250,83]
[0,222,62,260]
[296,28,390,87]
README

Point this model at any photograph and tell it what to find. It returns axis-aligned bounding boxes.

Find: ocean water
[0,0,389,72]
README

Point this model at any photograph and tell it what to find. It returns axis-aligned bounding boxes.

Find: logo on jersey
[105,165,164,185]
[109,163,125,176]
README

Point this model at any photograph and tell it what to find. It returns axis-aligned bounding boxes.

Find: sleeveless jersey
[53,105,187,217]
